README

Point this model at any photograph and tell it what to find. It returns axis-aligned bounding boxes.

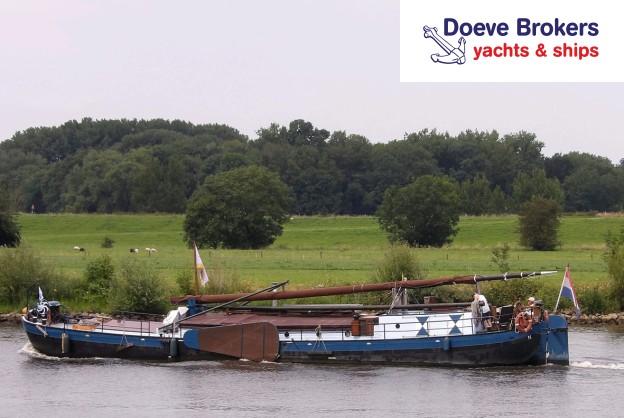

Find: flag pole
[193,241,199,296]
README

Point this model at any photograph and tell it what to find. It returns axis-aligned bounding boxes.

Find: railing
[50,311,166,337]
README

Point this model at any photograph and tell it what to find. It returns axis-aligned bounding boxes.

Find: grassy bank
[15,213,619,289]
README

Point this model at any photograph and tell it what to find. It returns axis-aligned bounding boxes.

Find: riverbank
[565,312,624,326]
[1,313,23,325]
[3,311,624,327]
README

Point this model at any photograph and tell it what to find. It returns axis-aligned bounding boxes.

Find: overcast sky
[1,1,622,163]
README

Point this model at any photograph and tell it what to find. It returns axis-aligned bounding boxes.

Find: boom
[170,271,557,304]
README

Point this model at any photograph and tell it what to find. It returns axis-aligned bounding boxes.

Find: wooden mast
[171,271,557,304]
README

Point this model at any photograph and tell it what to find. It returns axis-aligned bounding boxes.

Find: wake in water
[571,360,624,370]
[18,342,111,363]
[18,342,282,370]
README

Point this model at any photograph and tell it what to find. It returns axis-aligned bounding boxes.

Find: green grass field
[15,213,623,290]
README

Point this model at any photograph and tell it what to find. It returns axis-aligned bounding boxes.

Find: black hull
[24,328,231,362]
[25,330,168,360]
[280,334,543,367]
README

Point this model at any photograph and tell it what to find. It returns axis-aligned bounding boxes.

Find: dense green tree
[501,131,545,174]
[286,119,330,147]
[131,156,188,213]
[255,121,329,215]
[484,139,522,196]
[1,118,623,216]
[561,153,624,212]
[458,174,511,215]
[0,188,21,247]
[61,149,126,212]
[517,196,562,251]
[327,132,375,214]
[0,212,21,247]
[459,174,494,215]
[512,169,565,209]
[369,140,440,208]
[184,166,293,249]
[102,159,141,212]
[0,149,46,211]
[489,186,511,214]
[377,175,461,247]
[544,153,575,183]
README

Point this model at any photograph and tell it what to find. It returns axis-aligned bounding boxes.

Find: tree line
[1,117,623,215]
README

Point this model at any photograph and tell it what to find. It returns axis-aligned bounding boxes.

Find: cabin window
[395,323,401,329]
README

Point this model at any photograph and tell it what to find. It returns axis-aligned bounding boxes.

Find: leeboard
[183,322,279,362]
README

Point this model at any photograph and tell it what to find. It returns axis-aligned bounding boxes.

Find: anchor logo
[423,25,466,65]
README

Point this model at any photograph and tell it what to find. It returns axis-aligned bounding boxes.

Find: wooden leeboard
[183,322,279,362]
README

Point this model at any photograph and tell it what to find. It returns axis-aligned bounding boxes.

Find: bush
[604,226,624,310]
[111,258,170,314]
[175,271,195,296]
[423,284,474,304]
[357,244,425,305]
[491,243,510,272]
[84,254,116,302]
[485,277,544,308]
[202,261,253,295]
[575,285,610,315]
[0,245,62,307]
[101,236,115,248]
[518,196,562,251]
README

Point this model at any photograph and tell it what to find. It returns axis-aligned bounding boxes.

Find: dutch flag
[556,264,581,317]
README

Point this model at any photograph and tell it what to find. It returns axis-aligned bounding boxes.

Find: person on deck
[479,293,493,332]
[526,296,540,320]
[472,293,493,332]
[471,293,483,332]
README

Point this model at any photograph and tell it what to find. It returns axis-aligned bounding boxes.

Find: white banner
[400,0,621,82]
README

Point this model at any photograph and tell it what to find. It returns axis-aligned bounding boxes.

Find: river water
[1,325,623,418]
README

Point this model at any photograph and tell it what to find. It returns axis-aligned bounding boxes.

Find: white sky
[1,1,622,164]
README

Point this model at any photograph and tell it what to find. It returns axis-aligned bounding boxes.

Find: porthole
[345,330,351,337]
[284,331,289,338]
[395,324,401,329]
